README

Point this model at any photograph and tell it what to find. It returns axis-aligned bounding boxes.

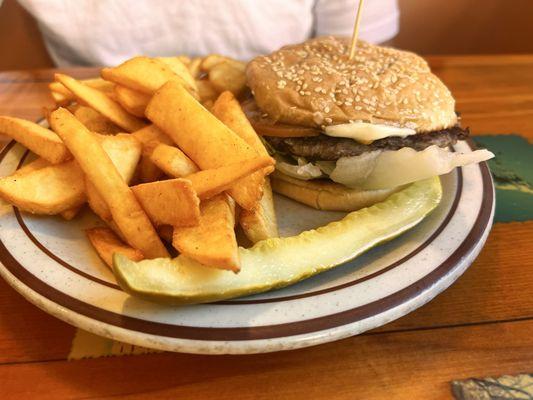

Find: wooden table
[1,56,532,399]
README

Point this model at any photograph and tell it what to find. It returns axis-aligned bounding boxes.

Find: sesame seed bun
[271,171,400,212]
[246,36,457,132]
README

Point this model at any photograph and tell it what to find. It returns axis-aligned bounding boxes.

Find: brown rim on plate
[0,139,494,341]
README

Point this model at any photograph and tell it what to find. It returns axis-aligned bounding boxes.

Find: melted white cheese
[324,122,417,144]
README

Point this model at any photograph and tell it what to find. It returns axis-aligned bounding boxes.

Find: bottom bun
[271,171,401,212]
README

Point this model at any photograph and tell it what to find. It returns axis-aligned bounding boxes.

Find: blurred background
[1,0,532,71]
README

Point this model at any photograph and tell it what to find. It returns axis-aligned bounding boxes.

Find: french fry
[146,80,266,210]
[196,79,219,103]
[186,156,274,200]
[156,57,196,91]
[211,91,270,158]
[211,91,279,241]
[50,78,114,100]
[0,117,71,164]
[50,90,71,106]
[86,227,144,268]
[239,177,278,242]
[131,179,200,227]
[55,73,146,132]
[188,57,203,79]
[85,178,111,221]
[0,160,85,215]
[13,157,50,176]
[84,78,115,93]
[208,62,247,97]
[86,133,142,222]
[50,108,168,258]
[173,194,239,271]
[8,156,81,220]
[201,54,226,71]
[114,85,151,118]
[131,124,173,156]
[99,133,142,178]
[201,55,245,72]
[176,55,191,66]
[42,106,54,126]
[73,106,122,135]
[60,205,83,221]
[149,143,199,178]
[101,56,197,97]
[131,125,172,182]
[49,81,73,97]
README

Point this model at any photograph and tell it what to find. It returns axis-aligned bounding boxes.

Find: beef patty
[264,126,470,161]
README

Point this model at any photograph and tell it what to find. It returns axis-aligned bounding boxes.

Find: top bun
[246,36,457,132]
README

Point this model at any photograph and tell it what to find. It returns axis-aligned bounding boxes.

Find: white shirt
[19,0,399,67]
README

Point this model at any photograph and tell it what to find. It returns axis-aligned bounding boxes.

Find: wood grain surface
[0,56,532,399]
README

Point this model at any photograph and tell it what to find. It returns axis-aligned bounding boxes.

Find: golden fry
[201,55,245,72]
[55,73,146,132]
[49,78,114,102]
[131,178,200,227]
[101,56,197,97]
[211,91,269,157]
[131,125,173,182]
[173,194,239,271]
[86,227,144,268]
[239,177,279,243]
[0,160,85,215]
[50,90,71,106]
[50,108,168,258]
[176,55,191,66]
[85,133,142,222]
[149,143,199,178]
[208,62,247,97]
[114,85,151,118]
[60,205,83,221]
[0,117,71,164]
[13,158,50,176]
[156,57,197,91]
[73,106,122,135]
[187,156,274,200]
[146,80,266,210]
[196,79,219,103]
[188,57,203,79]
[211,91,278,241]
[131,124,173,156]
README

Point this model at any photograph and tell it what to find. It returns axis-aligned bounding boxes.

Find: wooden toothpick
[348,0,365,60]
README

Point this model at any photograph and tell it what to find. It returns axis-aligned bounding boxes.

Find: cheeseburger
[245,37,493,211]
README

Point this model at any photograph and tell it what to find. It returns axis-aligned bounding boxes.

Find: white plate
[0,139,494,354]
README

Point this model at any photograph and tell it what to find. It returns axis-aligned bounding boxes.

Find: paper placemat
[452,373,533,399]
[68,329,161,360]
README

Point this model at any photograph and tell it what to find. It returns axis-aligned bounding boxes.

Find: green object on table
[473,135,533,223]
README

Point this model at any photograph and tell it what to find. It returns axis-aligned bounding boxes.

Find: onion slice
[330,145,494,190]
[274,155,323,180]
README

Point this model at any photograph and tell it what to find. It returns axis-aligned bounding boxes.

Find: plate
[0,139,494,354]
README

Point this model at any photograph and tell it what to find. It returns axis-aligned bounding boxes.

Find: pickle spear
[113,177,442,305]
